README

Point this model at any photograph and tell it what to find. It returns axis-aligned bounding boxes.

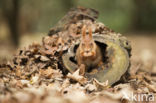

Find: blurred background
[0,0,156,64]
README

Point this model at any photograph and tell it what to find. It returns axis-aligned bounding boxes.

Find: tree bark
[1,0,20,47]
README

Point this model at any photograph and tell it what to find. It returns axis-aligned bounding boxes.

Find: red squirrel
[76,25,103,72]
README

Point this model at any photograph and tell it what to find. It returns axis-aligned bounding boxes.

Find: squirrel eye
[82,43,85,47]
[90,43,93,46]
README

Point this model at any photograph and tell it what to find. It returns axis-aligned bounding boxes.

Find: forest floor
[0,33,156,103]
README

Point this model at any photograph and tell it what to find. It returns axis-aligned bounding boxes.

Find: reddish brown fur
[76,25,103,71]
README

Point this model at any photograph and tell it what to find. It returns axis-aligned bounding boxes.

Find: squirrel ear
[82,25,86,38]
[89,27,92,39]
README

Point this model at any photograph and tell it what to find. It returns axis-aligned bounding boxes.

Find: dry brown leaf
[40,67,63,79]
[93,78,109,90]
[85,83,97,92]
[67,69,87,84]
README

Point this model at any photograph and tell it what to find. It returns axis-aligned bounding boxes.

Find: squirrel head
[79,25,96,57]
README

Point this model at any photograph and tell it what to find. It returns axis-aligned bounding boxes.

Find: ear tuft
[89,27,92,38]
[82,25,86,37]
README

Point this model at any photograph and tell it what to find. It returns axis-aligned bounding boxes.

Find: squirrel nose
[85,50,89,53]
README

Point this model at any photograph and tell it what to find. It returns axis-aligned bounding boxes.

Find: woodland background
[0,0,156,62]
